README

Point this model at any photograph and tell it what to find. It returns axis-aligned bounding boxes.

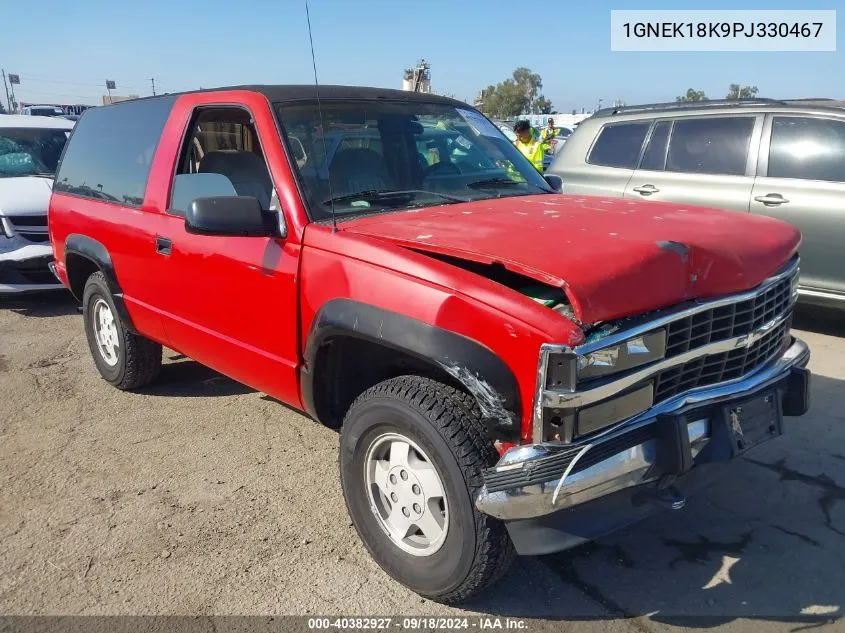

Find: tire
[82,271,162,390]
[339,375,515,604]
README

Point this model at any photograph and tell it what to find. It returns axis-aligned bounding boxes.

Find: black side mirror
[544,174,563,192]
[185,196,275,237]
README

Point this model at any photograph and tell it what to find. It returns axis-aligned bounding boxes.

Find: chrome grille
[665,272,794,358]
[655,315,792,403]
[536,259,801,444]
[7,215,50,243]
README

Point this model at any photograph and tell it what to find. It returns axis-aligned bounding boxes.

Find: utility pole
[1,70,11,112]
[150,78,156,96]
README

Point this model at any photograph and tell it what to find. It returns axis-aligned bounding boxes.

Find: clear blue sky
[3,0,842,112]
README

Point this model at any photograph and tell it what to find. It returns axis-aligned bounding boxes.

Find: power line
[15,89,98,101]
[11,71,155,86]
[20,78,149,92]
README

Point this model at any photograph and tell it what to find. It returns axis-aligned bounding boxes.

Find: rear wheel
[82,271,162,390]
[339,375,515,604]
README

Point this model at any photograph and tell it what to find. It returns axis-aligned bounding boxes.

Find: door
[750,114,845,299]
[558,120,652,196]
[155,104,302,405]
[624,115,763,213]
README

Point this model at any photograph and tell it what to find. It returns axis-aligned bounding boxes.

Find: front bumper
[0,242,64,294]
[476,336,810,554]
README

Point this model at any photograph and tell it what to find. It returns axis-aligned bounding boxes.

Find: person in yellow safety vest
[513,120,545,172]
[540,117,560,143]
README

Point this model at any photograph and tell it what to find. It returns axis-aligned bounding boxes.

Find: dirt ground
[1,293,844,632]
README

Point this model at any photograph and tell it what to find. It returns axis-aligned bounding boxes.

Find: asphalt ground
[1,293,843,632]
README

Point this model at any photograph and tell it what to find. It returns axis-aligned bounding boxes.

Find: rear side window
[54,96,176,206]
[666,117,755,176]
[587,122,650,169]
[639,121,672,171]
[768,116,845,183]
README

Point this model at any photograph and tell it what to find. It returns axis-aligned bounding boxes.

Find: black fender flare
[301,299,521,434]
[64,234,137,333]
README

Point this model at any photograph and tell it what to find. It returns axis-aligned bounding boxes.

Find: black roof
[100,84,469,108]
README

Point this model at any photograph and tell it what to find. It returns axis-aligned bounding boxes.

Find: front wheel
[339,376,515,603]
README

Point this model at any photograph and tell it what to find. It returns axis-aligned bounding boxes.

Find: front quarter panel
[300,223,583,443]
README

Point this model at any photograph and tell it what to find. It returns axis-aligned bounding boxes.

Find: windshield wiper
[466,178,548,192]
[322,189,467,205]
[31,172,55,178]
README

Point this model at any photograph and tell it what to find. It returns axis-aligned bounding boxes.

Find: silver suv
[548,98,845,308]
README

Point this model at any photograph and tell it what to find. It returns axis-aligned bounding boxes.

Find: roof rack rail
[593,98,787,118]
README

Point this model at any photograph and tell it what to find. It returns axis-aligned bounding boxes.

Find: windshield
[0,128,70,178]
[276,100,553,221]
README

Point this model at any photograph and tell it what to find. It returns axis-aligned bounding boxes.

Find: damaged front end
[475,257,812,555]
[0,216,63,293]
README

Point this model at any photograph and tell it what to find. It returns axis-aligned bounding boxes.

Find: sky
[2,0,842,113]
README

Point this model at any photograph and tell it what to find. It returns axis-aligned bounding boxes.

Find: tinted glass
[54,96,176,206]
[587,122,650,169]
[639,121,672,171]
[768,117,845,183]
[666,117,754,176]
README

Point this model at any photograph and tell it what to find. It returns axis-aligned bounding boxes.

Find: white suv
[0,114,74,293]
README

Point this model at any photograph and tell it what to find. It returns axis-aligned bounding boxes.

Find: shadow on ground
[462,373,845,627]
[139,358,257,398]
[793,304,845,338]
[0,292,78,318]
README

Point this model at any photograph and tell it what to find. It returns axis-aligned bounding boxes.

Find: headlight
[545,329,666,389]
[577,329,667,380]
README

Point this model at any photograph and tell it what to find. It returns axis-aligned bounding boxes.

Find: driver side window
[169,107,278,218]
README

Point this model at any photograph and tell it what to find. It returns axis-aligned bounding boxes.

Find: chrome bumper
[476,336,810,521]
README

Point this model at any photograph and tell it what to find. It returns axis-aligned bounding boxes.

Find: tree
[479,68,553,118]
[535,96,553,114]
[726,84,759,100]
[677,88,708,102]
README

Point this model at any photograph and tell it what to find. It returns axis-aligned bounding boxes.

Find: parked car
[0,114,74,293]
[491,120,517,142]
[548,98,845,309]
[49,86,810,603]
[19,105,66,117]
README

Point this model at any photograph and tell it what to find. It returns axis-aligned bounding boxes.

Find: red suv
[48,86,811,603]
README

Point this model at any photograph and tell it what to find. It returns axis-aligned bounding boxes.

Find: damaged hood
[341,195,801,324]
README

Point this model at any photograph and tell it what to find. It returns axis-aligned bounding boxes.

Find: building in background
[402,60,431,93]
[102,94,139,105]
[512,113,592,129]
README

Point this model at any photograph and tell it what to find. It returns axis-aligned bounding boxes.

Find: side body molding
[301,299,521,436]
[64,233,137,333]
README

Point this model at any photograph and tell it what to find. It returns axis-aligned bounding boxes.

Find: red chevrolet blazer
[48,85,811,603]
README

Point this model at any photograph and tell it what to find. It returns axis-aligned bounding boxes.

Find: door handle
[155,236,172,256]
[632,184,660,195]
[754,193,789,206]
